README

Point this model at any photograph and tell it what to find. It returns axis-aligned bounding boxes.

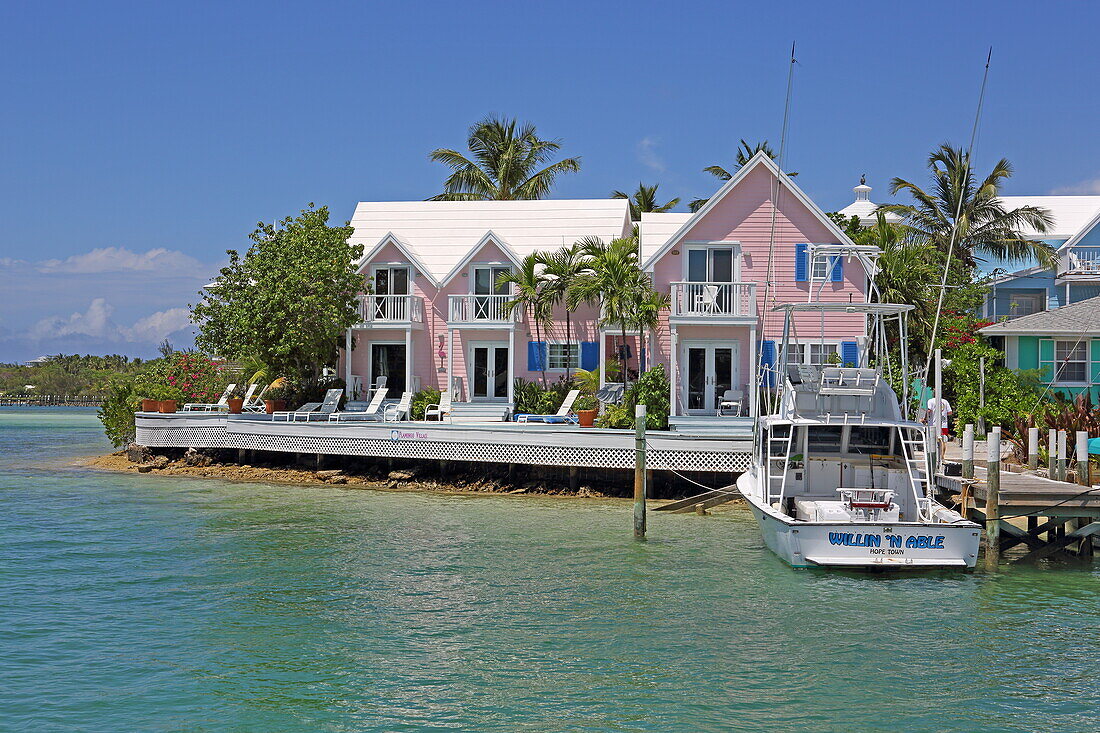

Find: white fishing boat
[737,302,981,569]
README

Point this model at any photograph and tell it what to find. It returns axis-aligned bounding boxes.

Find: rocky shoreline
[82,446,626,499]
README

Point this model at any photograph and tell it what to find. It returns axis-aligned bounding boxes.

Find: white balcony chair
[384,391,414,422]
[425,390,452,422]
[718,389,743,417]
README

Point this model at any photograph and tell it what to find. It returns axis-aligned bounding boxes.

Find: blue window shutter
[795,243,808,282]
[580,341,599,371]
[840,341,859,367]
[760,340,777,387]
[830,254,843,282]
[528,341,547,371]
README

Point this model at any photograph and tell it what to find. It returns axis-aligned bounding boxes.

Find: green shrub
[594,364,670,430]
[512,378,556,415]
[411,387,442,420]
[98,380,138,447]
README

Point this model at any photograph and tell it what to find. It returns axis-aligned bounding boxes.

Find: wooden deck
[936,464,1100,562]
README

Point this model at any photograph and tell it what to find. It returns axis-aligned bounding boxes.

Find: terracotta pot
[141,399,159,412]
[577,409,597,428]
[158,400,177,414]
[227,398,245,414]
[264,399,286,414]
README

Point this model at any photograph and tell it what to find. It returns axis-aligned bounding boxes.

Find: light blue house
[984,196,1100,318]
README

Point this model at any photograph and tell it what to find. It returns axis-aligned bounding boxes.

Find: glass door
[470,343,509,400]
[681,342,739,414]
[373,266,410,320]
[370,343,406,393]
[473,266,510,319]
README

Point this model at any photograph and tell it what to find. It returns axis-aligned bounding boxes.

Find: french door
[682,341,739,414]
[473,266,510,319]
[470,342,509,400]
[370,343,407,393]
[373,266,410,320]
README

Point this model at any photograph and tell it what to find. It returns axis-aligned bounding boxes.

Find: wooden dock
[936,465,1100,563]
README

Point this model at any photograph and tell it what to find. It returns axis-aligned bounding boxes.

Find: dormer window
[473,266,511,295]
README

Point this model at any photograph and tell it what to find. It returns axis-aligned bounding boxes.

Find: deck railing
[671,281,757,318]
[448,294,517,323]
[1067,247,1100,275]
[357,294,424,324]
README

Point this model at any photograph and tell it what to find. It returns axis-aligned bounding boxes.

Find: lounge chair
[425,390,452,422]
[596,383,625,406]
[718,389,743,417]
[183,384,236,412]
[242,383,269,412]
[271,401,320,421]
[383,391,414,422]
[329,388,388,422]
[272,389,344,421]
[516,390,580,424]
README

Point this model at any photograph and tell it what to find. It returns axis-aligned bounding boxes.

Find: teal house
[980,295,1100,401]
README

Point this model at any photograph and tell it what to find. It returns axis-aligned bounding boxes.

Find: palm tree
[882,144,1056,269]
[570,235,647,385]
[612,183,680,221]
[538,244,588,382]
[690,139,794,212]
[497,253,552,385]
[429,116,581,201]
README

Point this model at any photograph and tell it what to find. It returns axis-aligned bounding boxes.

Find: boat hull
[737,474,981,570]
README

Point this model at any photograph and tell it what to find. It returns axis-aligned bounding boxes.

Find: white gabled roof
[996,196,1100,240]
[350,199,632,284]
[638,213,692,260]
[641,151,857,269]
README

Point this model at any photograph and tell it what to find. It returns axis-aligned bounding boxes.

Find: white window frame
[546,342,580,371]
[783,341,840,367]
[682,241,742,283]
[469,262,513,295]
[1055,339,1088,384]
[810,255,830,282]
[371,264,411,295]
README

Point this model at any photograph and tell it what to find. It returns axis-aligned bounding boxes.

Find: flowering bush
[134,353,225,404]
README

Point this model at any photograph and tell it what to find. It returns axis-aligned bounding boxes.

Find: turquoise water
[2,409,1099,732]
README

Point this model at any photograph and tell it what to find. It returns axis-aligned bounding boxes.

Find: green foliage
[941,322,1044,429]
[411,387,442,420]
[191,204,361,381]
[612,183,680,221]
[97,379,138,447]
[429,115,581,201]
[595,364,670,430]
[0,354,147,396]
[133,353,224,404]
[513,378,557,415]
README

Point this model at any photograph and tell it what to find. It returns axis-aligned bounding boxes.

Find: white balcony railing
[448,294,518,323]
[357,294,424,324]
[1067,248,1100,275]
[671,281,757,318]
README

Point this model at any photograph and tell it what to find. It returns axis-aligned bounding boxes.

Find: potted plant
[264,384,289,414]
[226,384,245,414]
[575,394,598,428]
[140,397,159,412]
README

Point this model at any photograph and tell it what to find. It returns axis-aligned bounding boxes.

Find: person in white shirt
[925,397,953,439]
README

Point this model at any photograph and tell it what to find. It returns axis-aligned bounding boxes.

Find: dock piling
[1048,429,1057,479]
[1076,431,1090,486]
[962,424,974,479]
[1057,430,1068,482]
[634,404,647,538]
[985,426,1001,571]
[1028,427,1039,470]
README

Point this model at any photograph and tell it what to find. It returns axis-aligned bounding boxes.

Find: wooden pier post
[634,404,647,538]
[1028,427,1040,470]
[1057,430,1068,482]
[1048,428,1057,479]
[569,465,580,492]
[985,426,1001,571]
[1076,431,1090,486]
[962,424,974,479]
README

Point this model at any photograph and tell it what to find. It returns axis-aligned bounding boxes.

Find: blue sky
[2,0,1098,362]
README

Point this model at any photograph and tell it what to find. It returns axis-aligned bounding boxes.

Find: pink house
[340,152,869,419]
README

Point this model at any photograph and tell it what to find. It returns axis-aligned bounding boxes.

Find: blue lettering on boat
[904,535,946,549]
[828,533,882,547]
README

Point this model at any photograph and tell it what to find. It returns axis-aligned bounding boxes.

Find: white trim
[370,263,412,295]
[681,241,743,282]
[466,340,511,401]
[366,339,408,392]
[642,151,858,270]
[356,232,438,287]
[439,231,523,287]
[679,339,742,415]
[468,262,513,295]
[1060,208,1100,250]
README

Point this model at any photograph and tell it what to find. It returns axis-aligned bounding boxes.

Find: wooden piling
[985,427,1001,571]
[1028,427,1039,470]
[569,465,580,492]
[1057,430,1067,482]
[962,424,974,479]
[1077,431,1090,487]
[634,404,647,538]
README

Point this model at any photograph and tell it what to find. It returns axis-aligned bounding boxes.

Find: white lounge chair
[425,390,452,422]
[383,391,414,422]
[272,389,344,421]
[718,389,743,416]
[183,384,236,412]
[330,388,388,421]
[241,383,268,412]
[517,389,580,424]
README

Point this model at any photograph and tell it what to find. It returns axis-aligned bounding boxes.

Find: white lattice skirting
[136,417,751,472]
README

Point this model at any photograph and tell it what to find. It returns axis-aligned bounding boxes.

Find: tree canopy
[429,116,581,201]
[191,205,361,380]
[612,182,680,221]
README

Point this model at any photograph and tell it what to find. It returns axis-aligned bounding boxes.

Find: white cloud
[637,136,666,173]
[36,247,210,276]
[1050,178,1100,195]
[28,299,192,345]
